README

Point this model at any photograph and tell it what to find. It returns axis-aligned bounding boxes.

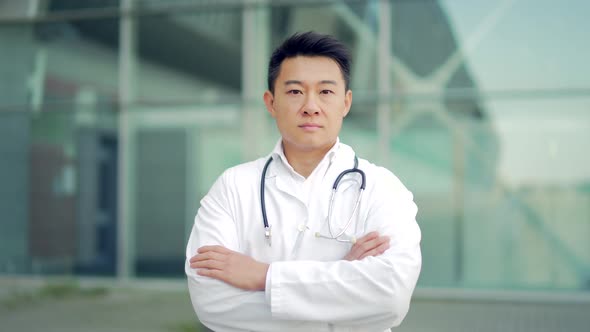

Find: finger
[197,245,231,254]
[191,259,226,270]
[190,250,226,264]
[355,232,379,245]
[357,242,389,260]
[356,235,387,255]
[345,232,380,260]
[371,235,390,248]
[358,241,390,260]
[346,235,389,261]
[345,244,369,261]
[197,267,226,280]
[345,243,364,261]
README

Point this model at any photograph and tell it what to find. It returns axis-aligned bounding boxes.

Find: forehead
[277,56,345,84]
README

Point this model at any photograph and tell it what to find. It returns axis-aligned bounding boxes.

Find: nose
[302,94,320,116]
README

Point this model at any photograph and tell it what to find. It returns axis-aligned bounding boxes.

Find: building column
[117,0,137,279]
[0,0,41,274]
[377,0,392,165]
[241,0,270,160]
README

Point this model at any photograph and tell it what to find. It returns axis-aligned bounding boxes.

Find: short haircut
[267,31,352,93]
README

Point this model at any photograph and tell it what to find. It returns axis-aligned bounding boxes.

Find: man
[186,31,421,332]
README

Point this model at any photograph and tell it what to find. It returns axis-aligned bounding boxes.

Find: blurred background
[0,0,589,331]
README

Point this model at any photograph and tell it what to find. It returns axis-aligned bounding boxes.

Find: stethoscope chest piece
[264,225,272,247]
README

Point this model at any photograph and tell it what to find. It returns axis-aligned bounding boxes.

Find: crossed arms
[190,231,390,291]
[185,168,421,331]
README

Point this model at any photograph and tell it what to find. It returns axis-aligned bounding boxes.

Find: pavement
[2,276,590,332]
[0,276,205,332]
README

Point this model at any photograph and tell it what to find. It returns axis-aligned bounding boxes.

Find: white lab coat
[185,140,422,332]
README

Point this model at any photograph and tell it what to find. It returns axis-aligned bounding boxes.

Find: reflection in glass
[0,0,588,292]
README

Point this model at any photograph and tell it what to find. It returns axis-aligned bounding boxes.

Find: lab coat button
[297,224,306,232]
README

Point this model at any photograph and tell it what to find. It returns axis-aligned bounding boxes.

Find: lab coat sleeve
[185,172,274,332]
[268,167,422,329]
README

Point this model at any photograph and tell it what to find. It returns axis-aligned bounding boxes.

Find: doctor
[186,31,421,332]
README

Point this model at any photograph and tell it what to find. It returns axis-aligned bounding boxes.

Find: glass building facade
[1,0,589,294]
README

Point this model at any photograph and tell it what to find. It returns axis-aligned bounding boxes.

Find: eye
[320,89,334,95]
[287,89,303,95]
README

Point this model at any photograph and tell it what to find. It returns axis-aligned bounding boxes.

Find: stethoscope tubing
[326,183,364,240]
[260,155,366,245]
[260,157,273,230]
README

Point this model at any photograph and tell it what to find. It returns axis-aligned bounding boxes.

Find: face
[264,56,352,156]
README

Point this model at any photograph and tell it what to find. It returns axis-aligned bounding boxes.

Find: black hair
[267,31,352,93]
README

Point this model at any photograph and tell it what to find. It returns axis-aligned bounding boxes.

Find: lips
[299,123,322,129]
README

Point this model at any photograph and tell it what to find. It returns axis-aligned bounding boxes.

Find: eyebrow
[284,80,338,86]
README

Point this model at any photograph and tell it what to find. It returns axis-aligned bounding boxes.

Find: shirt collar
[270,137,341,176]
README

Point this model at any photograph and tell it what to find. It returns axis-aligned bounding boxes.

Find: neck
[283,142,335,178]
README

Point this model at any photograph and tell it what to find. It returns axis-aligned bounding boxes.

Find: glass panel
[390,0,590,290]
[0,0,588,294]
[134,6,243,104]
[130,4,243,277]
[46,0,120,13]
[0,16,119,275]
[0,24,34,274]
[464,98,590,290]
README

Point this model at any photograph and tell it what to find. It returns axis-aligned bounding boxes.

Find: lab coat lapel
[265,157,298,200]
[324,145,358,194]
[312,144,358,227]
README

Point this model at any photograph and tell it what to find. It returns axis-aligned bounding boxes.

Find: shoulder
[217,157,268,187]
[337,142,410,194]
[356,157,412,197]
[204,157,268,203]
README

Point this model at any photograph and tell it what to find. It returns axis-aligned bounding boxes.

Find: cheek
[331,116,346,134]
[275,114,294,134]
[276,99,302,113]
[290,101,305,112]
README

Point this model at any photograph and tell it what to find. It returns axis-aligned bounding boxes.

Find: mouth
[299,123,322,129]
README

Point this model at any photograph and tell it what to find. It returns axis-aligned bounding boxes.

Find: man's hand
[344,231,390,261]
[190,245,269,291]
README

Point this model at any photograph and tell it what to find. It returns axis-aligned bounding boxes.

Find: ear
[342,89,352,118]
[263,90,276,118]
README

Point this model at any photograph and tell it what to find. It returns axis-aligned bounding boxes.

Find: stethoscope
[260,156,366,246]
